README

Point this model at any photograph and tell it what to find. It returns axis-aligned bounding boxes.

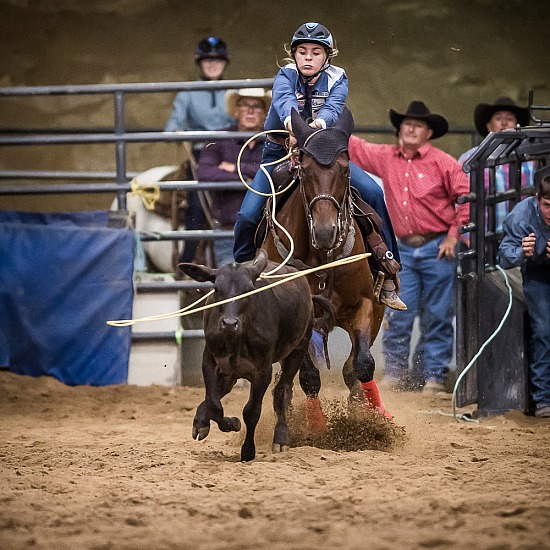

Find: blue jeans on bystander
[522,266,550,410]
[382,235,456,384]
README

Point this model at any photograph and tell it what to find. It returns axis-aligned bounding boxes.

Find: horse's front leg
[344,300,392,419]
[240,363,272,462]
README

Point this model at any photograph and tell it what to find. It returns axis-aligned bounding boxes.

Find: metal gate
[456,93,550,416]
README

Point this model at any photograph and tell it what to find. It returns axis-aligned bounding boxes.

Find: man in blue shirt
[498,175,550,418]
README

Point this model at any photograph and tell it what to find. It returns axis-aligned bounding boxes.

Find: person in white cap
[196,89,270,266]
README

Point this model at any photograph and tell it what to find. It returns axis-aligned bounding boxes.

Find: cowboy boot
[380,273,407,311]
[368,239,407,310]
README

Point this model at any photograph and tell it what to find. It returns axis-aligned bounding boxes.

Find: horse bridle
[296,162,354,254]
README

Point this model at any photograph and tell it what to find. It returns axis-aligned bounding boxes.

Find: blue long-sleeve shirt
[498,196,550,269]
[164,89,235,132]
[264,63,348,132]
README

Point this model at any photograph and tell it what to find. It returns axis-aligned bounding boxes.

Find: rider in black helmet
[234,22,405,311]
[288,22,336,83]
[165,36,235,265]
[194,36,230,64]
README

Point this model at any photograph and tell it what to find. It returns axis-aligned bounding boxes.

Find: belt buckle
[407,235,426,247]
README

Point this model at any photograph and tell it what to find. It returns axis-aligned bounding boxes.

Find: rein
[267,154,357,295]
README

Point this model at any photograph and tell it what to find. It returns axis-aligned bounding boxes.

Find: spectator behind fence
[349,101,470,394]
[232,22,405,311]
[196,88,270,266]
[498,174,550,419]
[458,97,535,231]
[165,36,235,264]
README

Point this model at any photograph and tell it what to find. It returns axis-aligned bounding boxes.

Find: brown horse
[261,108,391,426]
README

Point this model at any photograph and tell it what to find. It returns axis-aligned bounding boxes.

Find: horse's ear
[291,108,316,148]
[335,106,355,138]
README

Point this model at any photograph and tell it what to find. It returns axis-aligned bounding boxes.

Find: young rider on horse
[233,22,406,310]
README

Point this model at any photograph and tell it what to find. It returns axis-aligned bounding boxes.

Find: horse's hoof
[229,417,241,432]
[272,443,289,453]
[192,426,210,440]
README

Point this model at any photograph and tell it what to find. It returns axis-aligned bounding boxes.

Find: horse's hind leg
[299,355,327,432]
[342,355,364,404]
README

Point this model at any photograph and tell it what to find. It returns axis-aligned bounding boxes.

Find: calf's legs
[241,366,272,461]
[272,346,306,452]
[192,358,241,441]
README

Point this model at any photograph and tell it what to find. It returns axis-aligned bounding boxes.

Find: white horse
[111,165,185,273]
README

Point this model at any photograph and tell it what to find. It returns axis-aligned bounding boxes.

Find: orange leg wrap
[361,380,393,419]
[305,397,327,433]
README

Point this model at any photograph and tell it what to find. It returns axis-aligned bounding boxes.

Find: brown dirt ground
[1,369,550,550]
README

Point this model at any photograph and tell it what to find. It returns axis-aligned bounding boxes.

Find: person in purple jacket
[233,22,404,310]
[196,88,271,266]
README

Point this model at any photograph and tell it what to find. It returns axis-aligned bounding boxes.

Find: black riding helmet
[194,36,230,63]
[290,22,334,51]
[290,23,335,82]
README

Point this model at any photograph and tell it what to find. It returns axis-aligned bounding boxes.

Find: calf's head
[178,250,268,338]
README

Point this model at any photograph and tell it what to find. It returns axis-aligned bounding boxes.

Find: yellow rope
[237,130,297,197]
[107,252,370,327]
[130,177,161,210]
[108,129,366,328]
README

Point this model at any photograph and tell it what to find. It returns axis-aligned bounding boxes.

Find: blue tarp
[0,210,134,385]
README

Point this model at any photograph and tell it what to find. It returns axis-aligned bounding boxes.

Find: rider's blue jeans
[382,235,456,384]
[233,140,399,263]
[522,265,550,410]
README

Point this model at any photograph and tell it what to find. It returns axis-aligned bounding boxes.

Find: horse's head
[291,108,354,252]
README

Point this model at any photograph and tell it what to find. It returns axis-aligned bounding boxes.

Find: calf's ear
[178,262,217,283]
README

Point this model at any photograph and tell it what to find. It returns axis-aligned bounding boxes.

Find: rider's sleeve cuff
[284,116,292,130]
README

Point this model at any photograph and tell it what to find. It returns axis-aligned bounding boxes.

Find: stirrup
[373,272,385,301]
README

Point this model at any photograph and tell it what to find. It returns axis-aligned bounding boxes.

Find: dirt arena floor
[1,369,549,550]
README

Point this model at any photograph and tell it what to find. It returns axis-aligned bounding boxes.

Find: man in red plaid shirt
[349,101,470,394]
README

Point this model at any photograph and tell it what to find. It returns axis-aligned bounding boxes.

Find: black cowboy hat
[389,100,449,139]
[473,96,530,137]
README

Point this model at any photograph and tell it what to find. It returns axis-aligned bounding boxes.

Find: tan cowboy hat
[389,100,449,139]
[225,88,272,115]
[474,96,530,137]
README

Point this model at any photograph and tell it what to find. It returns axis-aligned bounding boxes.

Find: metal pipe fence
[0,78,480,347]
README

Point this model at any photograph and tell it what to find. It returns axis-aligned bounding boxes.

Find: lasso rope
[107,252,370,327]
[236,129,300,275]
[450,265,514,422]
